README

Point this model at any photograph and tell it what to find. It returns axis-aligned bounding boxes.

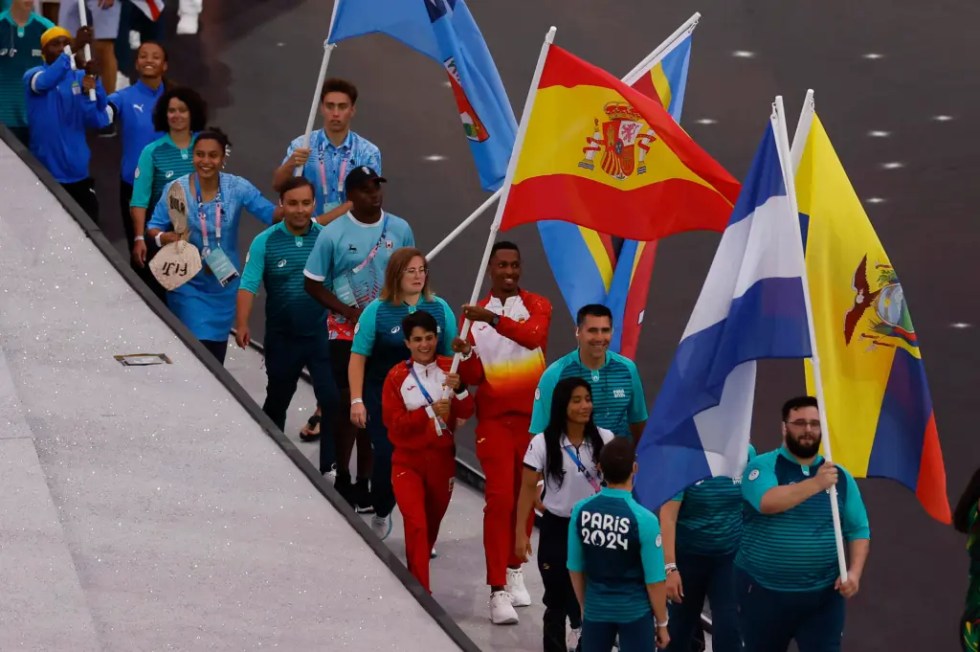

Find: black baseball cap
[344,166,387,193]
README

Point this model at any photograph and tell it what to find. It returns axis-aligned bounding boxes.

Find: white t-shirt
[523,427,616,518]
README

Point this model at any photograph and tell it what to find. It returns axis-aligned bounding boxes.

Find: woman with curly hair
[129,86,207,296]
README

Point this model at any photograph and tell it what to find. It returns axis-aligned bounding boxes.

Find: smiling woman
[128,86,207,298]
[146,128,285,364]
[380,309,474,593]
[347,247,458,540]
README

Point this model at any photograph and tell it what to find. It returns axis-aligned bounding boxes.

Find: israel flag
[634,121,811,510]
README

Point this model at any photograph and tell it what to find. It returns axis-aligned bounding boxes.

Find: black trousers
[262,330,339,437]
[201,339,228,365]
[539,510,582,652]
[9,126,30,149]
[120,181,167,302]
[61,178,99,222]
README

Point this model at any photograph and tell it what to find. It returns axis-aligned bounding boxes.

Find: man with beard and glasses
[735,396,871,652]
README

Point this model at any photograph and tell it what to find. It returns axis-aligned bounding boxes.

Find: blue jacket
[24,53,111,183]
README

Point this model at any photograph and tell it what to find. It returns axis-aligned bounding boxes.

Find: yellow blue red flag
[796,114,951,523]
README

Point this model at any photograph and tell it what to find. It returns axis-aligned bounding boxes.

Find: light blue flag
[330,0,517,191]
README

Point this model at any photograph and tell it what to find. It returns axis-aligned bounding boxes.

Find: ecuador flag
[796,114,951,523]
[499,45,740,241]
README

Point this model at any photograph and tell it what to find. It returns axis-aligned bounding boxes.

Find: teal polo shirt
[240,221,326,337]
[671,444,757,556]
[736,446,871,592]
[0,9,53,129]
[530,350,647,437]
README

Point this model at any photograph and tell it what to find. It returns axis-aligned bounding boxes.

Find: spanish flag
[797,114,951,523]
[498,45,740,241]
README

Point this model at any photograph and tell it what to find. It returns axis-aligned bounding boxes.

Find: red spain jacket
[382,355,475,455]
[458,289,552,421]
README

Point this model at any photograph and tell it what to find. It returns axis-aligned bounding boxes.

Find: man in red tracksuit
[451,241,552,625]
[382,309,474,593]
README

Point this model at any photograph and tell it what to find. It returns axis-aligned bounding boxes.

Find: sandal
[299,415,321,442]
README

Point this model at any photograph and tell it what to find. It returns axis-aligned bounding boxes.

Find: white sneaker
[566,626,581,651]
[506,567,532,607]
[128,29,141,50]
[371,514,392,541]
[176,13,199,35]
[489,591,519,625]
[430,546,438,559]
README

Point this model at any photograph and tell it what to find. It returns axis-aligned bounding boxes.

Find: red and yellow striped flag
[499,45,740,241]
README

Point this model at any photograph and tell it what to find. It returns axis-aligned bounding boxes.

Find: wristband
[154,232,164,248]
[351,398,364,406]
[656,618,669,628]
[665,563,677,572]
[134,235,145,242]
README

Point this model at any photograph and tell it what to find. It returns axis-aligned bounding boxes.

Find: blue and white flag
[634,121,811,510]
[330,0,517,191]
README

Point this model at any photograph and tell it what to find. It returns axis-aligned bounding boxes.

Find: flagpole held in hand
[76,0,97,101]
[773,94,849,583]
[296,40,336,177]
[446,26,557,387]
[296,0,340,177]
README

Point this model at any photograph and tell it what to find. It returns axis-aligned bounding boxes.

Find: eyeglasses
[403,266,428,276]
[785,419,821,430]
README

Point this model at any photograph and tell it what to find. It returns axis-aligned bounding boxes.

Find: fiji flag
[330,0,517,191]
[634,120,811,510]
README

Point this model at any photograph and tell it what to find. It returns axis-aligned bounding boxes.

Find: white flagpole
[790,89,815,173]
[427,14,702,260]
[76,0,97,101]
[772,94,848,582]
[446,25,557,377]
[622,11,700,84]
[295,1,341,176]
[426,191,499,260]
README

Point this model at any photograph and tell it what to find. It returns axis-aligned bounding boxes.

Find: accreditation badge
[203,248,240,287]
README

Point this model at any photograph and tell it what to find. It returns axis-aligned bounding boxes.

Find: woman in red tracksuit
[382,309,474,593]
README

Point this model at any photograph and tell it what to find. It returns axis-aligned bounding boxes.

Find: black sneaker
[353,479,374,514]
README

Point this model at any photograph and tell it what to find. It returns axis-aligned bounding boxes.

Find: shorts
[59,0,122,40]
[330,339,352,391]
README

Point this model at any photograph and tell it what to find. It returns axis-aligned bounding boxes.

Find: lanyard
[563,444,602,493]
[193,173,223,252]
[408,361,448,434]
[317,144,353,198]
[351,214,389,275]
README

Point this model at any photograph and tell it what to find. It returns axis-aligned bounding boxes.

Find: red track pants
[392,446,456,593]
[475,416,534,587]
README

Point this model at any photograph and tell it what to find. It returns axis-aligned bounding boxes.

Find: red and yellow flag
[499,45,740,241]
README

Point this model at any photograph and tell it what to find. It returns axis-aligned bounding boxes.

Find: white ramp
[0,131,471,650]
